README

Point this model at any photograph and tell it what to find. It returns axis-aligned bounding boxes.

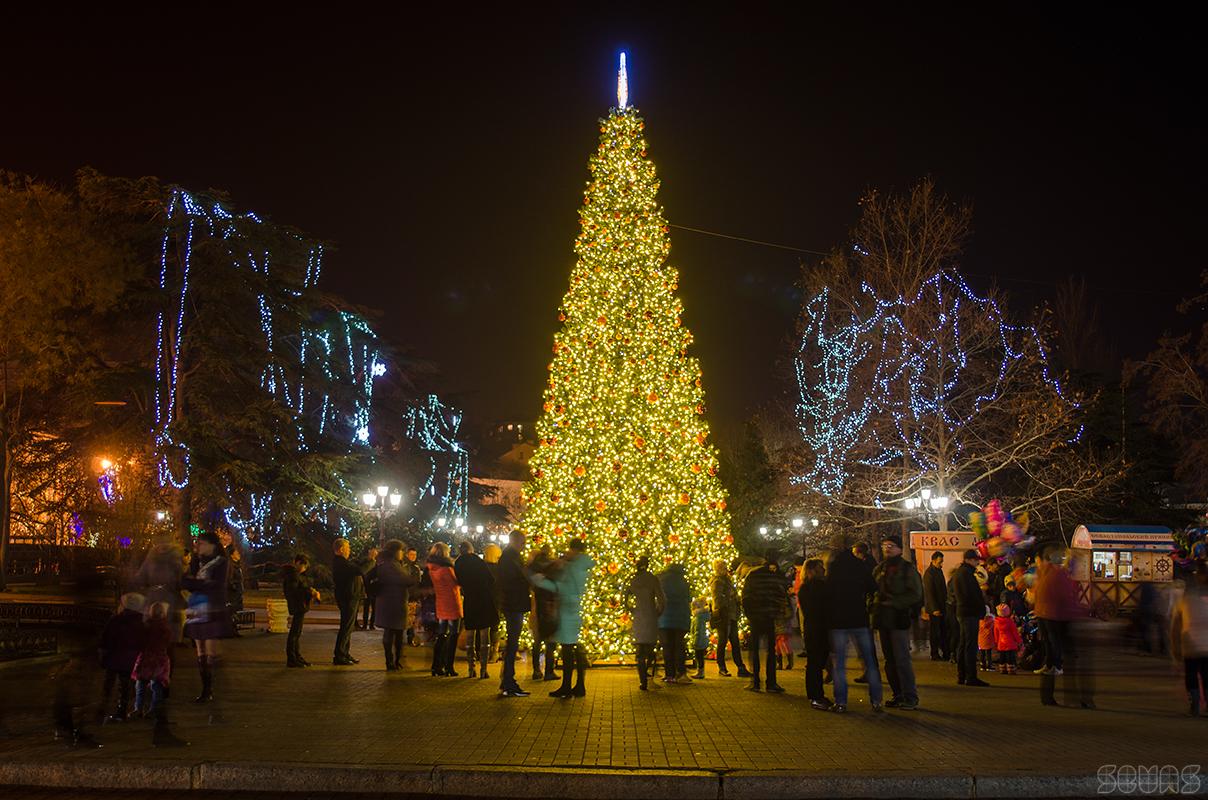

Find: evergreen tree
[522,59,735,659]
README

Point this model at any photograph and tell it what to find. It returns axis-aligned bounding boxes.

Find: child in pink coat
[993,603,1023,674]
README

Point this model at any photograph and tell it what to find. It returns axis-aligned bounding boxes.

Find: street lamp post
[902,487,951,542]
[362,485,404,548]
[757,516,821,557]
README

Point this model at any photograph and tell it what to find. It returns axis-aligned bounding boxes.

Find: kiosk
[909,531,977,581]
[1069,525,1174,618]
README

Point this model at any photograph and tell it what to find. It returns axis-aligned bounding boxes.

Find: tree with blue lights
[152,186,383,547]
[793,180,1118,531]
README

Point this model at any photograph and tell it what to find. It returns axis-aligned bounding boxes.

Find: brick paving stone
[0,620,1203,781]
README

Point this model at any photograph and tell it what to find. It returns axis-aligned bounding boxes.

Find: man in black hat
[954,548,990,687]
[874,534,923,710]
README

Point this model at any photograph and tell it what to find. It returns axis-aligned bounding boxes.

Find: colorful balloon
[984,499,1005,536]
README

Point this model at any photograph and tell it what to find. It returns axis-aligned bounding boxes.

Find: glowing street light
[363,485,405,547]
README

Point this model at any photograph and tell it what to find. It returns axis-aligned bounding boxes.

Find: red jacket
[993,615,1022,652]
[427,557,463,621]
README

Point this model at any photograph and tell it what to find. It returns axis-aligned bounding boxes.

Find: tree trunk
[175,482,193,547]
[0,437,10,592]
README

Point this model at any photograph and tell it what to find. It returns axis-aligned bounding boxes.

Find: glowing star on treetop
[521,55,736,660]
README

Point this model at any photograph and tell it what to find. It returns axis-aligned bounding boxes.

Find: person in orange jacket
[977,605,996,671]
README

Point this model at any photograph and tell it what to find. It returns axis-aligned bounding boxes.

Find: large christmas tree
[521,55,735,659]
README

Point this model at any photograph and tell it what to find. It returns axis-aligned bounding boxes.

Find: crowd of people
[59,524,1208,748]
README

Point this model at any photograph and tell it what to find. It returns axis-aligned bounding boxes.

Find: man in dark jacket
[332,539,364,666]
[358,547,379,631]
[282,554,318,668]
[825,538,883,713]
[455,541,498,680]
[953,548,990,687]
[874,535,923,710]
[923,551,948,661]
[797,559,831,710]
[741,549,789,693]
[496,530,532,697]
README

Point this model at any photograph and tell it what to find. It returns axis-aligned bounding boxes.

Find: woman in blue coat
[530,538,596,698]
[658,562,693,683]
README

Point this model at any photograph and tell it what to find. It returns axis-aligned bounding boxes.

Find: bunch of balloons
[968,498,1035,560]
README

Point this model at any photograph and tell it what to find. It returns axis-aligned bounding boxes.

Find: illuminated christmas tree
[521,55,735,660]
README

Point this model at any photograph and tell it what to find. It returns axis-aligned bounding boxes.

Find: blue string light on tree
[794,269,1080,509]
[402,394,470,527]
[153,189,384,545]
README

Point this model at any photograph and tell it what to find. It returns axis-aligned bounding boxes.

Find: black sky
[3,7,1204,442]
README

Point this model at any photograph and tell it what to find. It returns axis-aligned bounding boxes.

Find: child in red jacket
[994,603,1023,674]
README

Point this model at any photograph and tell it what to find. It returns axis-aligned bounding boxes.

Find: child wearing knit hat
[994,602,1023,674]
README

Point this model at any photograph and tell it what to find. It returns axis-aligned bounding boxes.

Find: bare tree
[1127,272,1208,498]
[787,180,1119,533]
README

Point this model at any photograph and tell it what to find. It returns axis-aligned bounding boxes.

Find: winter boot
[193,656,213,703]
[571,645,587,697]
[550,645,576,698]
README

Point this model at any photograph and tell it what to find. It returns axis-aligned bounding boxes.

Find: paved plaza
[0,621,1204,797]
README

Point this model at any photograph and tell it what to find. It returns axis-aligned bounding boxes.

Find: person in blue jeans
[495,530,532,697]
[824,535,883,713]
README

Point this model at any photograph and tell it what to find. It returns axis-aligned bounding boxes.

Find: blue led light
[402,394,470,526]
[153,189,384,544]
[794,269,1080,505]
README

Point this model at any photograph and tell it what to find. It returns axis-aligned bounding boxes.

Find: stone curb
[0,759,1196,798]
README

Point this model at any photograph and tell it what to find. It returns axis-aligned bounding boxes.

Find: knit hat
[996,603,1011,617]
[881,534,903,549]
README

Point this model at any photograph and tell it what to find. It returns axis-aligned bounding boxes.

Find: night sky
[3,8,1204,442]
